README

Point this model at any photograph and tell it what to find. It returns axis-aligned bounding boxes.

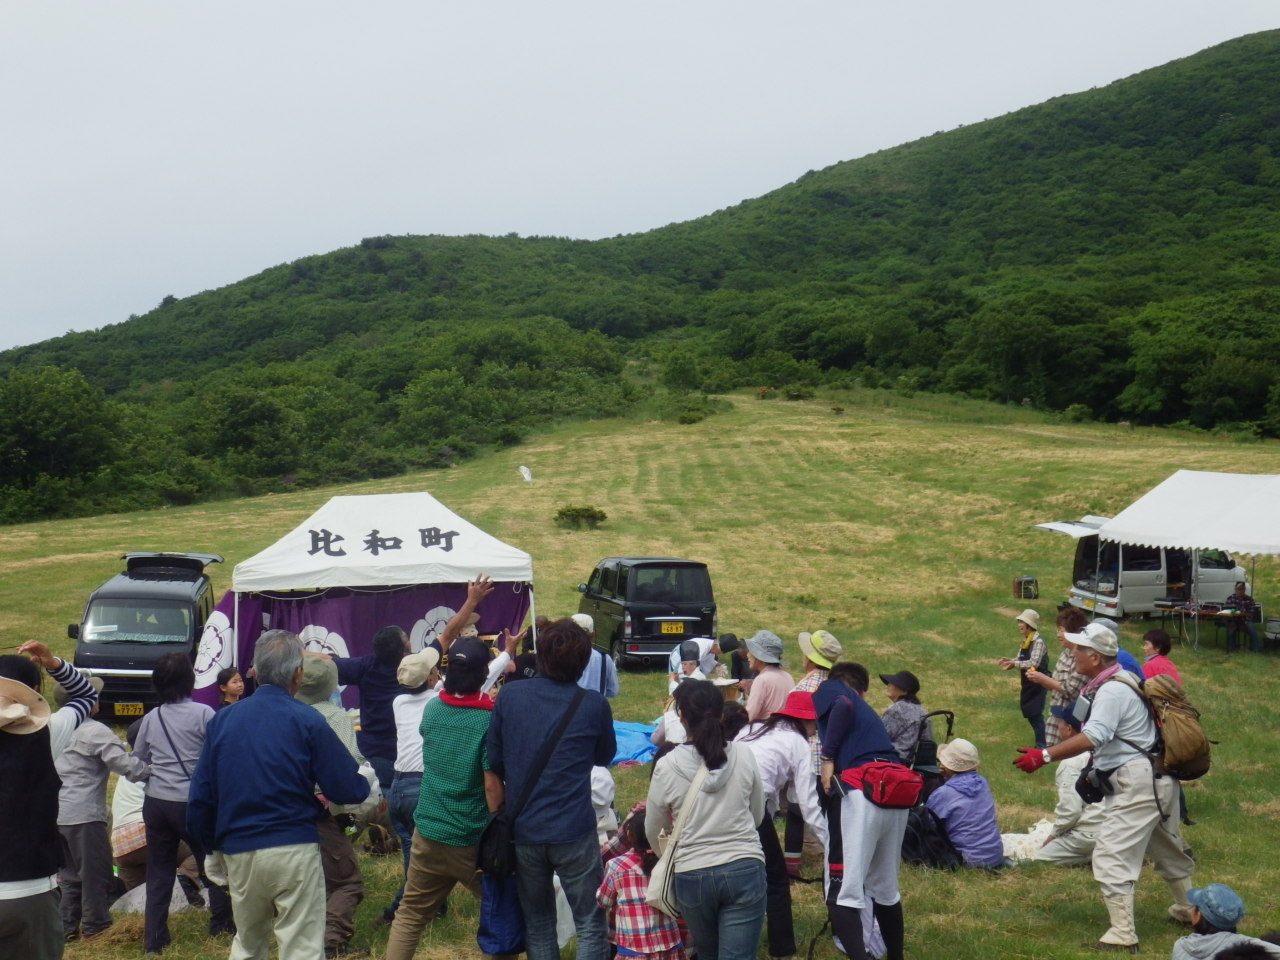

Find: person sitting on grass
[1170,883,1280,960]
[878,670,931,766]
[925,739,1003,869]
[1032,705,1102,866]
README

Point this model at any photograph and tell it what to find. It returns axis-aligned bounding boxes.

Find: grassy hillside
[4,33,1280,524]
[10,391,1280,960]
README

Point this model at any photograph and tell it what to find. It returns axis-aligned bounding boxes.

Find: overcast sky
[2,1,1276,352]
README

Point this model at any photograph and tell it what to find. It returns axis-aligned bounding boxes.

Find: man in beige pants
[189,631,370,960]
[1014,622,1194,953]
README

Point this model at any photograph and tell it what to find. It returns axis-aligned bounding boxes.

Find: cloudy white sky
[2,1,1276,352]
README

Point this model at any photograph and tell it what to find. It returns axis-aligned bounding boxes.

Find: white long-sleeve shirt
[734,721,828,850]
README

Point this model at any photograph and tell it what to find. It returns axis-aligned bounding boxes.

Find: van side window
[588,567,605,594]
[1121,545,1162,572]
[616,566,630,598]
[1199,550,1234,570]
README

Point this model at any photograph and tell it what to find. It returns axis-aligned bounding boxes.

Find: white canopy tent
[1034,471,1280,649]
[195,492,535,705]
[1094,470,1280,557]
[232,491,534,591]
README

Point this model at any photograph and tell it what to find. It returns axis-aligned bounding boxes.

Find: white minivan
[1034,516,1247,617]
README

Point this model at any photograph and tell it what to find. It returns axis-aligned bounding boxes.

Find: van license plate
[114,703,144,716]
[1084,598,1095,610]
[661,622,684,634]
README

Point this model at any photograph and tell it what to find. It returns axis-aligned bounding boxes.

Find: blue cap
[1188,884,1245,930]
[1050,703,1082,732]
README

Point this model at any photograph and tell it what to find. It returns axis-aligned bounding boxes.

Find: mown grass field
[6,387,1280,960]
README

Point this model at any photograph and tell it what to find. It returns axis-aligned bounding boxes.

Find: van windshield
[628,566,712,603]
[82,600,191,644]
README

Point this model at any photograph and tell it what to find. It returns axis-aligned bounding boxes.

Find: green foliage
[5,32,1280,522]
[781,384,815,401]
[554,504,607,530]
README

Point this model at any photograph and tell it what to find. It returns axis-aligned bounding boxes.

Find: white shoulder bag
[645,762,708,919]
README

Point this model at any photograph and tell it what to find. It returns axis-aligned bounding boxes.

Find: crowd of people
[0,580,1271,960]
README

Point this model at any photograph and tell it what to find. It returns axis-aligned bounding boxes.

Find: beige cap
[1015,609,1040,630]
[397,648,441,688]
[937,738,980,773]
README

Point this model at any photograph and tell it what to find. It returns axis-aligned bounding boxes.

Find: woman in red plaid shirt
[597,805,687,960]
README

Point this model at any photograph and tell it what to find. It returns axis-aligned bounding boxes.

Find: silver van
[1034,517,1246,617]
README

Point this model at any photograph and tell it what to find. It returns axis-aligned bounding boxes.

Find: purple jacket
[926,770,1003,868]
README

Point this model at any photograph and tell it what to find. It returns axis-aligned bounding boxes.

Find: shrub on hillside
[555,505,607,530]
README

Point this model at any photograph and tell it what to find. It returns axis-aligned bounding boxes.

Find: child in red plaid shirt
[597,804,688,960]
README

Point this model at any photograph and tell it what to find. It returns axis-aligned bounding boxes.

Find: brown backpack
[1110,672,1211,781]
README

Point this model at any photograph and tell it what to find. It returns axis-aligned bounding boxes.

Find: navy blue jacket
[188,684,369,855]
[813,678,898,774]
[487,677,615,845]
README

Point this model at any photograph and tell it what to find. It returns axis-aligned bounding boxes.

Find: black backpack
[900,805,963,870]
[910,709,954,801]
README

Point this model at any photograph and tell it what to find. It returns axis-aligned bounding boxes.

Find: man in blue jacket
[488,618,616,960]
[189,630,369,960]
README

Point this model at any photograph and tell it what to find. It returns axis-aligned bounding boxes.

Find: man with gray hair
[1013,622,1195,953]
[189,630,370,960]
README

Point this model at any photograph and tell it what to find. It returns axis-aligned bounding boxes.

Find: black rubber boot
[872,900,905,960]
[829,904,867,960]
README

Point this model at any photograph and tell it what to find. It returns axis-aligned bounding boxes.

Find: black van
[577,557,717,666]
[69,552,222,718]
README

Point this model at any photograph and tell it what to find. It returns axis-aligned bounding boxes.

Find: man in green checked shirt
[384,636,509,960]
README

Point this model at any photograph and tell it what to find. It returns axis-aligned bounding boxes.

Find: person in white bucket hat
[998,609,1049,749]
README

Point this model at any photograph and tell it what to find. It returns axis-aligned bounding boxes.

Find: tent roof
[1097,470,1280,556]
[232,492,533,592]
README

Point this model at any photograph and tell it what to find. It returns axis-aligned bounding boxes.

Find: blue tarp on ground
[612,721,657,765]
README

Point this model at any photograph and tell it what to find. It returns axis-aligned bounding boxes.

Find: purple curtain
[194,581,531,707]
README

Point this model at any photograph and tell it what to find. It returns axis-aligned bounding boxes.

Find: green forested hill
[3,30,1280,522]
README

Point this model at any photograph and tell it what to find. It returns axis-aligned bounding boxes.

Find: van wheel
[612,638,632,671]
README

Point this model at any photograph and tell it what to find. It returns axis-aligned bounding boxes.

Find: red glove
[1013,747,1047,773]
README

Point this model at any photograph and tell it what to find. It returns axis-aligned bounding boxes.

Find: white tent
[232,491,534,591]
[1096,470,1280,556]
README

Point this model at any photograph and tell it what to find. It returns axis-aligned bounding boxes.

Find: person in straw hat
[998,609,1049,749]
[925,738,1003,869]
[0,640,101,960]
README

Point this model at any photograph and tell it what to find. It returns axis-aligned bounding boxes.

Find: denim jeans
[387,774,422,912]
[1027,713,1046,749]
[368,755,396,792]
[514,831,607,960]
[673,857,767,960]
